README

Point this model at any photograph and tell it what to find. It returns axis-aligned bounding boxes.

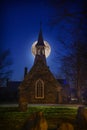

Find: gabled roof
[19,61,62,90]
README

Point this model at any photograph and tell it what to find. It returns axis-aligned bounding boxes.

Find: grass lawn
[0,105,78,130]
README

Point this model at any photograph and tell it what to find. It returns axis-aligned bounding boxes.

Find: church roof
[19,61,62,90]
[36,28,45,46]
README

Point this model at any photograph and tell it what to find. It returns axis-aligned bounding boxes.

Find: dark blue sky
[1,0,58,81]
[1,0,86,81]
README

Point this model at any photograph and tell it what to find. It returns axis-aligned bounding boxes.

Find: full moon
[31,41,51,58]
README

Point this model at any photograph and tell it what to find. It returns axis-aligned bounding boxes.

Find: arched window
[35,79,44,99]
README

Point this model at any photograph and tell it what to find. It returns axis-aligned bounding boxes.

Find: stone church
[19,28,63,110]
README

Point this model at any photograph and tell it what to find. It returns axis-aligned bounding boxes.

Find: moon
[31,41,51,58]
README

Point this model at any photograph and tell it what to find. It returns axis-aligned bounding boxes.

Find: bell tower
[34,27,46,65]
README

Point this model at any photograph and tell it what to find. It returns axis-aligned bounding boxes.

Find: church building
[19,28,63,110]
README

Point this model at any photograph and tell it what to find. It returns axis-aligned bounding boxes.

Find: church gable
[19,61,62,104]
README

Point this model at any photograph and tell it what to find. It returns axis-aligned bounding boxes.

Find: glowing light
[31,41,51,58]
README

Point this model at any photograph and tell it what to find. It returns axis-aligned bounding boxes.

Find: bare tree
[46,0,87,102]
[61,41,87,102]
[0,49,13,87]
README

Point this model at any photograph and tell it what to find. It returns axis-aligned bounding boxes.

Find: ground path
[0,103,85,108]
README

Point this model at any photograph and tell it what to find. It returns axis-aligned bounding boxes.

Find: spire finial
[36,22,44,46]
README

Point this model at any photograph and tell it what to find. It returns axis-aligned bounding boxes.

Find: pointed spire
[36,22,45,46]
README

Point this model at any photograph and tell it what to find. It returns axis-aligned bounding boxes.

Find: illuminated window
[35,79,44,99]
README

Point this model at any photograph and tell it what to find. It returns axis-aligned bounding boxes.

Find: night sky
[1,0,86,81]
